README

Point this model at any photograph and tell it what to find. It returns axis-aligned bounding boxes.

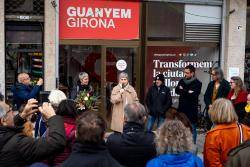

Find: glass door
[104,47,138,121]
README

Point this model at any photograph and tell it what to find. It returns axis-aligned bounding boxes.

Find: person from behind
[48,99,79,166]
[107,102,156,167]
[62,111,121,167]
[175,64,202,144]
[110,72,139,133]
[146,118,203,167]
[0,99,66,166]
[145,74,172,131]
[35,89,66,138]
[204,98,250,167]
[11,73,43,110]
[227,76,248,122]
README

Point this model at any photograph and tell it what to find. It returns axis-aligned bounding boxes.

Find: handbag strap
[237,122,244,144]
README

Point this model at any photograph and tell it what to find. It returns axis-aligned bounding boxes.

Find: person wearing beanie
[175,65,202,144]
[110,72,139,133]
[145,74,172,131]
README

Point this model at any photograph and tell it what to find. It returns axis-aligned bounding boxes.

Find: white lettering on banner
[66,6,132,28]
[153,59,213,69]
[67,18,115,28]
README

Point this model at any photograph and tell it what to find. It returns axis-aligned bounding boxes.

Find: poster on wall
[146,46,219,107]
[59,0,140,40]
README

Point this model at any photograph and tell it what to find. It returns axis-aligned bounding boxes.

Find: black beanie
[155,74,165,83]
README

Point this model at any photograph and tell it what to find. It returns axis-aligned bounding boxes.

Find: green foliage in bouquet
[75,90,99,111]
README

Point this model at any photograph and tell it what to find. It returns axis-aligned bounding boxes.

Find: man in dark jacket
[225,140,250,167]
[145,74,172,131]
[11,73,43,110]
[62,111,121,167]
[175,65,202,144]
[0,99,66,167]
[107,102,156,167]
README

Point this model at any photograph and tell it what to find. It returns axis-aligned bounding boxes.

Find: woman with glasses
[227,76,248,122]
[204,67,231,129]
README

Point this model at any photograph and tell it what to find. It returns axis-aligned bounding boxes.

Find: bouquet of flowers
[75,90,99,112]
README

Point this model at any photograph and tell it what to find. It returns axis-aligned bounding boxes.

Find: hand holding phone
[20,99,39,119]
[38,102,56,120]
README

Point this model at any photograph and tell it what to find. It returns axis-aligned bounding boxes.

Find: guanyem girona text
[66,7,132,28]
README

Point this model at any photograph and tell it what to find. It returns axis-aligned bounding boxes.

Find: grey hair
[119,72,129,80]
[124,102,147,125]
[0,105,7,119]
[79,72,89,80]
[156,119,193,155]
[212,67,224,81]
[48,90,67,108]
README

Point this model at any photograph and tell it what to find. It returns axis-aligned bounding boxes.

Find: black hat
[155,74,165,83]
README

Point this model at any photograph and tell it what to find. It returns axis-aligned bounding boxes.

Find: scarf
[183,77,197,85]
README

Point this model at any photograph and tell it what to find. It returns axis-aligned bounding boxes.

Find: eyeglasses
[230,82,235,84]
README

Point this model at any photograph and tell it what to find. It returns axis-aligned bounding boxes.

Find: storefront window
[59,45,101,98]
[147,2,184,41]
[5,22,43,101]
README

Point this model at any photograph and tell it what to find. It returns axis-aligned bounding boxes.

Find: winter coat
[204,79,231,108]
[204,123,250,167]
[228,90,248,122]
[175,78,202,124]
[225,139,250,167]
[146,84,172,117]
[107,122,156,167]
[71,81,93,99]
[0,115,66,167]
[61,141,121,167]
[146,152,203,167]
[49,117,76,166]
[11,83,42,110]
[110,84,139,132]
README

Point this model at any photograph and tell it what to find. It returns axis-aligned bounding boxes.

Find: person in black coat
[107,102,156,167]
[145,74,172,131]
[11,73,43,110]
[175,65,202,144]
[0,99,66,167]
[71,72,93,99]
[204,67,231,109]
[204,67,230,129]
[62,111,121,167]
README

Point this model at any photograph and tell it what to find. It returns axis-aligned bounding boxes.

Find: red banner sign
[59,0,140,40]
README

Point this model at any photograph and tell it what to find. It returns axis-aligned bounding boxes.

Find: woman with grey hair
[35,89,67,138]
[204,67,231,129]
[71,72,93,99]
[110,72,139,133]
[147,119,203,167]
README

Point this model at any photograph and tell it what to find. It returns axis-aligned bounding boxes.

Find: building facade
[0,0,248,111]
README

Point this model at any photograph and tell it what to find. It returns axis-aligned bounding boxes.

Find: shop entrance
[59,44,139,117]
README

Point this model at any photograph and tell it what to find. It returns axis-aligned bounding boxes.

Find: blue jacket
[11,83,41,110]
[147,152,203,167]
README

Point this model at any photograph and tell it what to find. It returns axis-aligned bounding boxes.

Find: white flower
[84,96,89,101]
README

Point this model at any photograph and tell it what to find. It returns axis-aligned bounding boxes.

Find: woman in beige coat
[110,72,139,132]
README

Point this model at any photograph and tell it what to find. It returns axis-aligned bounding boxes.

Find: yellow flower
[84,96,89,101]
[245,104,250,113]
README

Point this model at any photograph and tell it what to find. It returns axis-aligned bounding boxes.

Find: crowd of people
[0,64,249,167]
